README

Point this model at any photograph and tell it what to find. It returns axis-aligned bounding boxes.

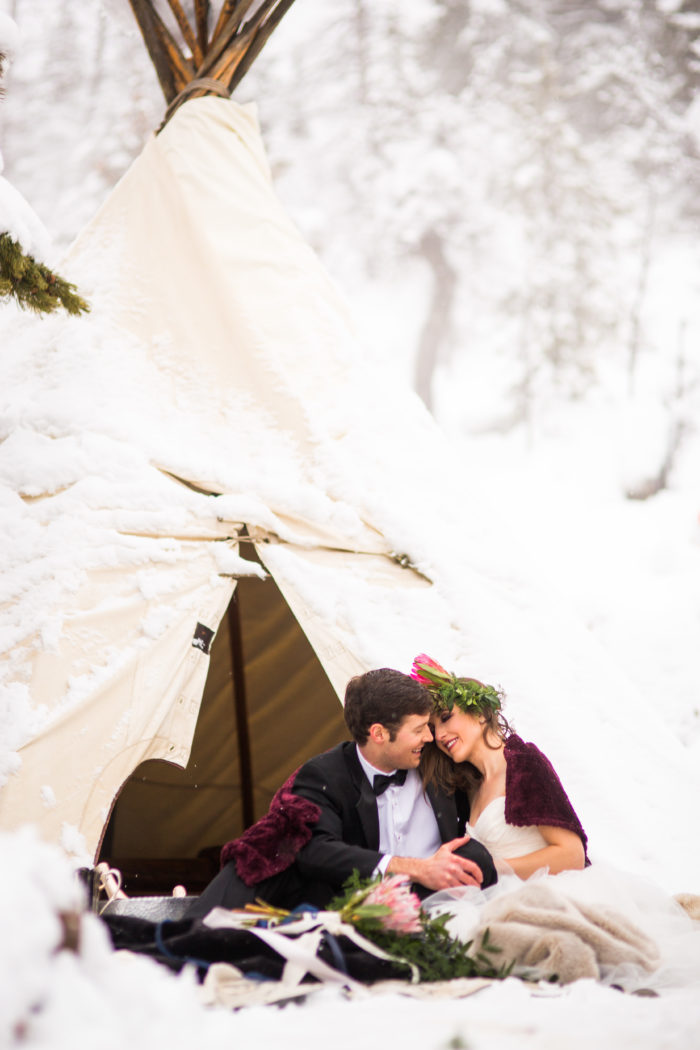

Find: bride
[411,654,700,992]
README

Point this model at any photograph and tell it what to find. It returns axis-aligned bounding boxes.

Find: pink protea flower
[364,875,423,934]
[410,653,449,686]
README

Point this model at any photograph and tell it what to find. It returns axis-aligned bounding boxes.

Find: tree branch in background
[626,323,694,501]
[625,421,686,502]
[0,233,90,316]
[627,188,656,394]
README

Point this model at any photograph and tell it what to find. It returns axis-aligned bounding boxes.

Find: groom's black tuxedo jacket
[189,740,497,917]
[291,741,470,889]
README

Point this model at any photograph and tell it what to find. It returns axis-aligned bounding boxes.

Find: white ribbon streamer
[203,908,420,984]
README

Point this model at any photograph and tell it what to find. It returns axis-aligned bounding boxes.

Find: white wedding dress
[423,797,700,992]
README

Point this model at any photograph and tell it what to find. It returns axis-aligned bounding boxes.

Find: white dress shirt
[356,745,442,875]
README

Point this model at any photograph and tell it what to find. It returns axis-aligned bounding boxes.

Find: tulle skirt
[423,864,700,992]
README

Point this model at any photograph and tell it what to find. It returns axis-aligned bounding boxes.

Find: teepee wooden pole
[195,4,255,81]
[226,0,297,93]
[129,0,298,123]
[194,0,211,54]
[197,0,294,88]
[163,0,203,68]
[128,0,193,102]
[228,588,255,830]
[211,0,256,46]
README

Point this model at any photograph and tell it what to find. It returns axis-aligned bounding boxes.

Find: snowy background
[1,0,700,1047]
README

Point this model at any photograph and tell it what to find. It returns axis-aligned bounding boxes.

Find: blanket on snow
[470,881,659,985]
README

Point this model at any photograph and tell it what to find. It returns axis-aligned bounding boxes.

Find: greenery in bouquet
[328,871,512,983]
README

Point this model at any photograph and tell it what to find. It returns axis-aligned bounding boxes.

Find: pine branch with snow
[0,232,89,315]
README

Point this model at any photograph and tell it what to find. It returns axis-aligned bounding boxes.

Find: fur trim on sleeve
[219,771,321,886]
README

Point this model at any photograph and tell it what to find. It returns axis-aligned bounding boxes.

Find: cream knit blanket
[471,881,660,984]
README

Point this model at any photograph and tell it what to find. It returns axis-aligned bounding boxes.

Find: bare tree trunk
[355,0,369,106]
[626,320,690,500]
[89,4,107,102]
[628,188,656,393]
[414,229,457,412]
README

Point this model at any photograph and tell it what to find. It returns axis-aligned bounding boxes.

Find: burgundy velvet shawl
[504,733,589,862]
[220,771,320,886]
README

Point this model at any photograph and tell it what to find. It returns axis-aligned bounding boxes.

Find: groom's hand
[420,836,485,890]
[386,836,484,891]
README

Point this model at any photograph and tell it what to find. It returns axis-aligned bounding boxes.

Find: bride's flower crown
[410,653,503,715]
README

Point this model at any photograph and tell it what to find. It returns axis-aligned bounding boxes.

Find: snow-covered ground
[1,4,699,1048]
[3,827,700,1050]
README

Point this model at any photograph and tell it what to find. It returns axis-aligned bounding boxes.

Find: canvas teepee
[0,5,459,890]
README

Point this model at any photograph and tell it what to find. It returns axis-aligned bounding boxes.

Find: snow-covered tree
[241,0,700,429]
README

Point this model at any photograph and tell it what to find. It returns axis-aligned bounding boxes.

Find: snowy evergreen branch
[0,232,90,316]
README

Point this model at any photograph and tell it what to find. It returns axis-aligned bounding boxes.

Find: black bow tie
[372,769,408,796]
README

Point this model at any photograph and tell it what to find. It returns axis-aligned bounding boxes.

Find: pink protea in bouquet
[363,875,423,934]
[336,872,423,934]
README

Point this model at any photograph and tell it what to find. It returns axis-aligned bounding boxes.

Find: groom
[188,667,497,918]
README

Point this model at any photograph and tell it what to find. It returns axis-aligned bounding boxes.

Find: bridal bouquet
[327,872,511,982]
[243,871,510,982]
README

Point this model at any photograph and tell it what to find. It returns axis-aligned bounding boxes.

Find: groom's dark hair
[344,668,431,743]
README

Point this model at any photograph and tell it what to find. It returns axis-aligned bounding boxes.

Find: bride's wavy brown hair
[420,703,513,797]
